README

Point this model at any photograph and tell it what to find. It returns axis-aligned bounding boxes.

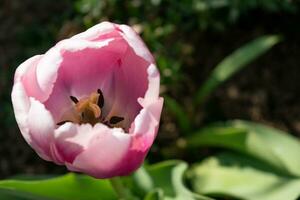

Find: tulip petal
[43,38,127,121]
[27,98,55,160]
[11,82,31,143]
[71,21,117,41]
[144,64,161,103]
[111,98,164,176]
[113,45,149,128]
[68,124,131,178]
[53,123,91,164]
[14,55,42,83]
[35,47,62,102]
[119,24,154,64]
[12,55,43,143]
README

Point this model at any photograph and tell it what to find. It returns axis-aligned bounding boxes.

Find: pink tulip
[11,22,163,178]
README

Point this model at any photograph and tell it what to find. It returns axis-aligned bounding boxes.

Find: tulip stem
[109,177,134,200]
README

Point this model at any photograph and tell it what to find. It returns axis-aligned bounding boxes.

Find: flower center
[57,89,124,127]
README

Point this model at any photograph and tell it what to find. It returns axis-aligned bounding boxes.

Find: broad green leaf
[187,120,300,177]
[0,173,117,200]
[132,160,212,200]
[164,95,191,133]
[195,35,281,104]
[144,189,164,200]
[0,193,27,200]
[188,153,300,200]
[132,166,154,194]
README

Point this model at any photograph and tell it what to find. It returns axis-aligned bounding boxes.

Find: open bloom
[11,22,163,178]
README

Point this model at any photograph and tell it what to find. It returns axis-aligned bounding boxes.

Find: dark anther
[70,96,79,104]
[109,116,124,124]
[97,89,104,108]
[56,120,71,126]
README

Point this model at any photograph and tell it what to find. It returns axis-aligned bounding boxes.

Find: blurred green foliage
[2,119,300,199]
[195,35,281,105]
[187,120,300,200]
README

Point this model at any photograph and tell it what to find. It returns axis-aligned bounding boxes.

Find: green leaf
[132,160,212,200]
[188,153,300,200]
[144,189,164,200]
[0,173,117,200]
[187,120,300,177]
[132,166,154,194]
[195,35,281,105]
[164,95,192,133]
[0,192,27,200]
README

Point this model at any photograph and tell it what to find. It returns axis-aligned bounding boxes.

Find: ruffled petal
[68,124,131,178]
[114,98,163,175]
[54,123,95,163]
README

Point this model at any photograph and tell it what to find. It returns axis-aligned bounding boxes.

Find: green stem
[109,177,134,200]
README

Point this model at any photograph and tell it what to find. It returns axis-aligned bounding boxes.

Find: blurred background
[1,0,300,179]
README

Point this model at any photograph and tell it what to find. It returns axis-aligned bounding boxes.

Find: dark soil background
[1,0,300,178]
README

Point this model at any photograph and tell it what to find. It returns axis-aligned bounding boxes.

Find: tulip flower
[11,22,163,179]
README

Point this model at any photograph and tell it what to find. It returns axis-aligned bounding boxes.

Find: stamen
[88,103,101,118]
[89,92,99,103]
[62,89,124,128]
[76,100,89,113]
[70,96,79,104]
[109,116,124,124]
[97,89,104,108]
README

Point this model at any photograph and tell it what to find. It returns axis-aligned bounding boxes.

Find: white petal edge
[11,82,31,142]
[119,24,154,64]
[71,21,116,40]
[14,55,43,82]
[12,55,43,143]
[133,97,163,136]
[35,38,115,102]
[143,64,160,105]
[27,97,56,159]
[70,21,155,64]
